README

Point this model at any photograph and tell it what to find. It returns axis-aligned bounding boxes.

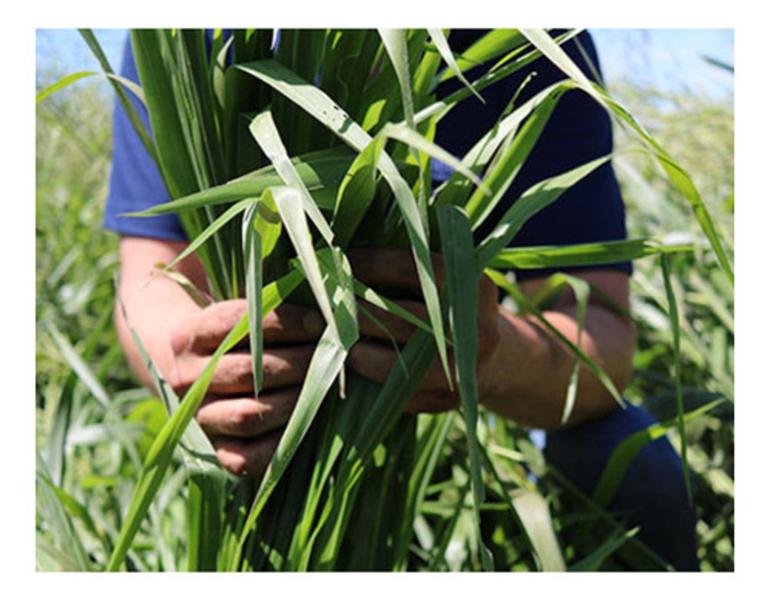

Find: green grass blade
[427,29,485,103]
[520,28,733,285]
[126,147,355,217]
[476,155,613,269]
[378,29,415,130]
[46,322,110,409]
[436,205,493,571]
[532,273,591,424]
[249,111,335,244]
[569,527,640,571]
[162,197,256,271]
[510,489,566,571]
[379,122,487,191]
[332,135,386,248]
[36,453,92,571]
[270,185,338,342]
[433,29,528,85]
[591,398,724,509]
[243,205,263,394]
[36,71,97,103]
[464,87,567,229]
[232,325,347,570]
[660,253,693,505]
[489,238,693,270]
[78,29,158,165]
[395,413,453,569]
[235,58,451,381]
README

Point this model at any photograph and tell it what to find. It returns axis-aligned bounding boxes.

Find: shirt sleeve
[432,29,632,282]
[103,35,187,241]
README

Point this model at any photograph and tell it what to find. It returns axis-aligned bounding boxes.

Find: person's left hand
[346,247,501,413]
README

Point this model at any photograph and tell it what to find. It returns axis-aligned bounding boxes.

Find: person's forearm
[480,303,635,430]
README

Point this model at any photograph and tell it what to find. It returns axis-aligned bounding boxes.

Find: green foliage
[35,29,733,572]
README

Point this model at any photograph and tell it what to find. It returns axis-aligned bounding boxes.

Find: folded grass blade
[236,58,451,381]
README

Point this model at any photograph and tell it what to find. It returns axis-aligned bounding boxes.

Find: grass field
[34,34,734,572]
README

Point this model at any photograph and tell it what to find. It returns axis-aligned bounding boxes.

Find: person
[105,29,699,571]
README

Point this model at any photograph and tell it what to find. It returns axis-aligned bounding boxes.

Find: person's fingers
[211,429,283,478]
[171,299,248,355]
[358,300,428,344]
[404,390,459,414]
[347,248,445,295]
[348,340,452,390]
[171,301,323,356]
[170,346,316,396]
[196,387,300,438]
[262,304,324,344]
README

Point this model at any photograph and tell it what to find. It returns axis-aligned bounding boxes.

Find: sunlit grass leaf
[532,273,592,424]
[78,29,157,164]
[395,413,453,568]
[36,453,92,571]
[464,84,568,229]
[236,57,451,382]
[520,28,733,285]
[510,489,566,571]
[249,111,335,244]
[378,29,415,130]
[476,155,612,269]
[489,238,693,270]
[427,29,485,103]
[46,322,110,409]
[379,122,487,191]
[243,204,263,394]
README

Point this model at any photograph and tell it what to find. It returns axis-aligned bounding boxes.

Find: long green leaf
[520,28,733,285]
[489,238,693,270]
[660,253,692,505]
[436,205,493,571]
[476,154,613,269]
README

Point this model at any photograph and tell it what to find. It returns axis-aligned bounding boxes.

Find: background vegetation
[35,34,734,572]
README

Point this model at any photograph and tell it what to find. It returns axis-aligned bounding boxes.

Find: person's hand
[346,248,501,413]
[167,299,324,478]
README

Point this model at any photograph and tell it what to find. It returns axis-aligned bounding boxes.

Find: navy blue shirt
[104,29,632,281]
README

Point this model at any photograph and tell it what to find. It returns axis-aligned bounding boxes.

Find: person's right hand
[166,299,324,478]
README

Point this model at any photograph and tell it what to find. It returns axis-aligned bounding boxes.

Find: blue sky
[36,28,734,101]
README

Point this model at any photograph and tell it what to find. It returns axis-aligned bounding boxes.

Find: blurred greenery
[34,49,733,572]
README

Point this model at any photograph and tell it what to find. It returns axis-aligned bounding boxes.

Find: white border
[8,0,766,596]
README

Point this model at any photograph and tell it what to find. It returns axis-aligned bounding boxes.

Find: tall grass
[35,28,734,571]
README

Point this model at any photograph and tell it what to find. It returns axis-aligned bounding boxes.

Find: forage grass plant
[36,27,733,571]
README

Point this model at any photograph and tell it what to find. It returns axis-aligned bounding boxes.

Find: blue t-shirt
[104,29,632,281]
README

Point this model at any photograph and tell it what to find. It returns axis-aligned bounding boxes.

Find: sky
[35,28,734,102]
